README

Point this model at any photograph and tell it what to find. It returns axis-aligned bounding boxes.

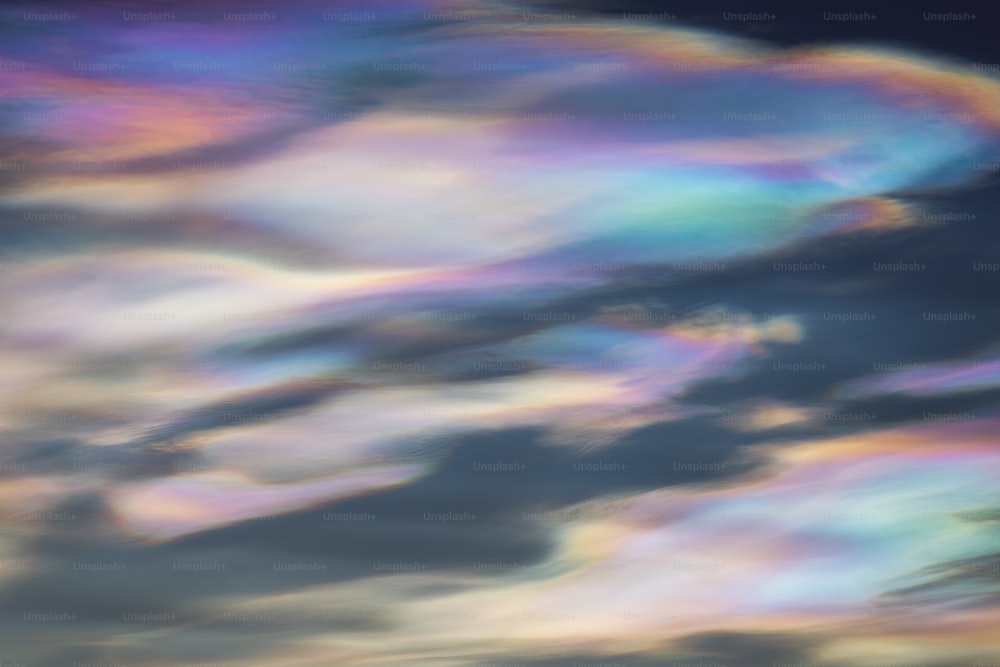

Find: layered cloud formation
[1,1,999,665]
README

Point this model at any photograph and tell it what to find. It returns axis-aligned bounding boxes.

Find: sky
[1,1,999,665]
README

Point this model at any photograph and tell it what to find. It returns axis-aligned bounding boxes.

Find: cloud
[2,1,1000,664]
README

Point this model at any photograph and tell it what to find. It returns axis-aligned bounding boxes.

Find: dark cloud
[674,630,821,667]
[130,378,348,447]
[879,550,1000,609]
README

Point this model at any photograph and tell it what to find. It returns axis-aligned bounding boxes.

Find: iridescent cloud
[1,1,999,665]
